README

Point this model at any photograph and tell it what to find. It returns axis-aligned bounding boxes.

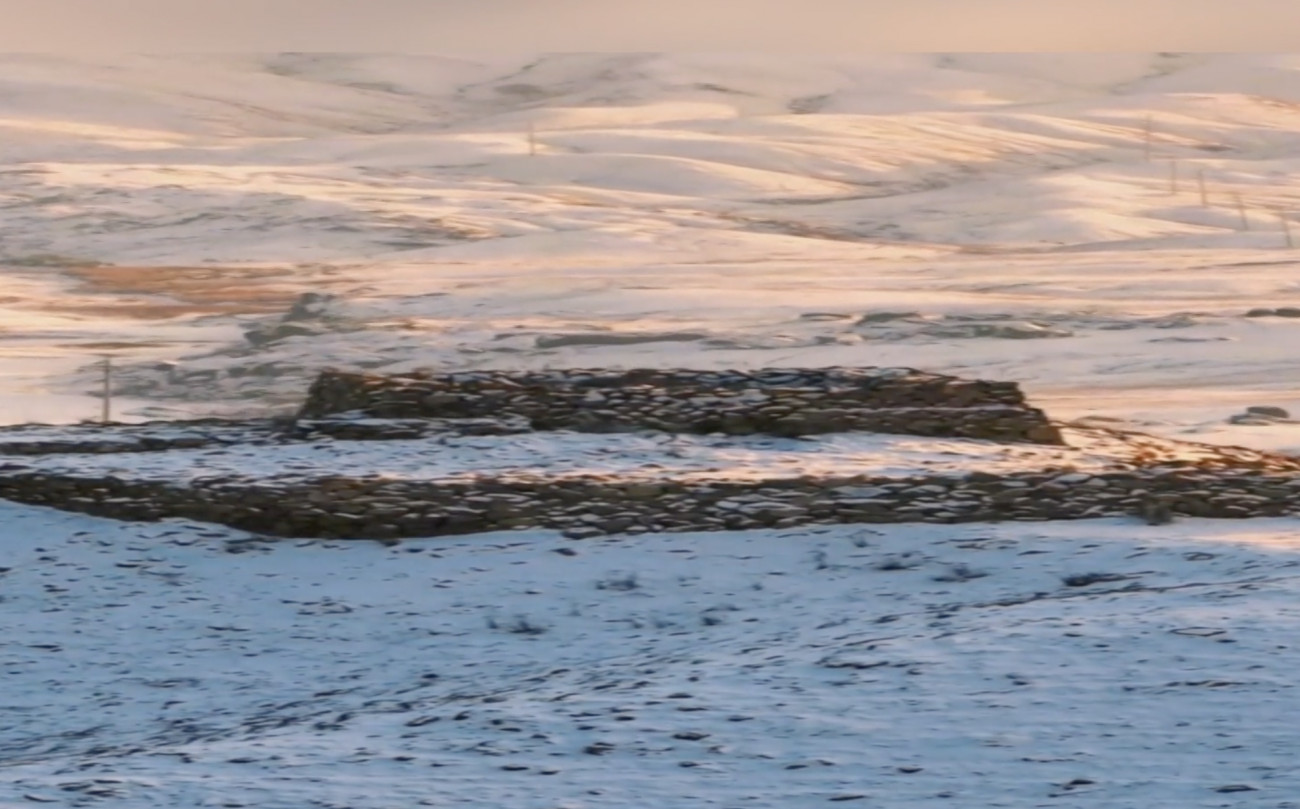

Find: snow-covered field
[4,502,1300,807]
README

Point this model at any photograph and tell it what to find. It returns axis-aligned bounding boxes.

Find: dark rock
[283,292,336,322]
[856,311,922,324]
[535,331,709,349]
[244,323,324,347]
[1246,405,1290,419]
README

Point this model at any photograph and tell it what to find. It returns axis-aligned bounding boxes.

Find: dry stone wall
[0,420,279,456]
[8,368,1300,541]
[298,367,1064,444]
[3,440,1300,541]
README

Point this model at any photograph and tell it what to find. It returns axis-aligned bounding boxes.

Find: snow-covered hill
[4,53,1300,442]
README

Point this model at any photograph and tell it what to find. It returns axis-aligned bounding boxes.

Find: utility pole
[527,121,537,157]
[1197,169,1207,207]
[1234,193,1249,231]
[1281,212,1294,248]
[100,355,113,424]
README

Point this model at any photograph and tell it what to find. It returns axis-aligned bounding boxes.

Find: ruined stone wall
[0,420,281,456]
[8,369,1299,541]
[299,367,1063,444]
[3,460,1299,541]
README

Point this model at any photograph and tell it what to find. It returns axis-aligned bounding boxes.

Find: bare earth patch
[54,265,328,319]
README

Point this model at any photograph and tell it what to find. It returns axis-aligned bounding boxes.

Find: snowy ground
[3,425,1274,487]
[4,54,1300,448]
[8,53,1300,808]
[3,502,1300,807]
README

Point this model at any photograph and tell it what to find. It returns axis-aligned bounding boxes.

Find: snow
[0,426,1245,487]
[3,54,1300,446]
[8,53,1300,806]
[4,502,1300,807]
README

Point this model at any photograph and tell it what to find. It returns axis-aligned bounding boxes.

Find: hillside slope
[3,53,1300,446]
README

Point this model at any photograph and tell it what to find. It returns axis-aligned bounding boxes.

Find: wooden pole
[1281,212,1294,248]
[100,356,112,424]
[1234,193,1249,231]
[1197,169,1207,207]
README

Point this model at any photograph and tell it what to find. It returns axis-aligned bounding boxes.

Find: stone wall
[0,420,282,456]
[0,417,541,456]
[8,368,1300,541]
[3,442,1300,541]
[299,367,1063,444]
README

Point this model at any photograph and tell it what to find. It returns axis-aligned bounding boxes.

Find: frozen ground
[3,54,1300,448]
[3,502,1300,808]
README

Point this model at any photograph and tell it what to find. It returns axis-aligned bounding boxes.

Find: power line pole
[100,355,113,424]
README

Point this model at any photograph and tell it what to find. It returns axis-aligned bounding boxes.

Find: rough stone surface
[3,436,1300,540]
[297,367,1063,444]
[1246,405,1291,420]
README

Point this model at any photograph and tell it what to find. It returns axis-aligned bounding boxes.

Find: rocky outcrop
[298,367,1063,444]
